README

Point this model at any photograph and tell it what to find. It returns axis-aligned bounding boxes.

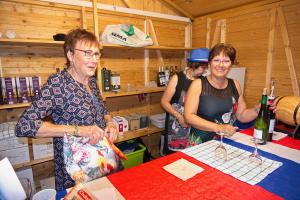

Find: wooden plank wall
[192,0,300,106]
[0,0,188,119]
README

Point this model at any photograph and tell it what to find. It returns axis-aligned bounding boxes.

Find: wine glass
[248,137,263,166]
[19,178,32,200]
[214,132,227,162]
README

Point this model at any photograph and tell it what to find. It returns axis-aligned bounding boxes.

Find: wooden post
[265,8,276,90]
[148,19,164,67]
[211,20,222,48]
[81,6,87,29]
[144,17,150,86]
[220,19,226,43]
[206,17,211,48]
[277,6,299,96]
[92,0,102,92]
[183,22,192,69]
[121,0,133,8]
[92,0,99,39]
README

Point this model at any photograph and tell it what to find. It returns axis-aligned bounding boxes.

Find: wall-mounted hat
[188,48,209,62]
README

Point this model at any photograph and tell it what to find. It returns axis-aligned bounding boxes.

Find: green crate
[122,144,146,169]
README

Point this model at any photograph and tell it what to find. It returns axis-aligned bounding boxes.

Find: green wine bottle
[254,88,268,145]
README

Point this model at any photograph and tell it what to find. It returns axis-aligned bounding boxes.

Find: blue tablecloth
[224,138,300,200]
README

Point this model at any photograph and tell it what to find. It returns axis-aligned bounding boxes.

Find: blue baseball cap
[188,48,209,62]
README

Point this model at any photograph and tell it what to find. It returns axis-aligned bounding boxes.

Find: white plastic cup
[32,189,56,200]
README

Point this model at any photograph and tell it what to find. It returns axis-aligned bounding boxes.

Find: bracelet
[74,124,79,137]
[64,124,69,136]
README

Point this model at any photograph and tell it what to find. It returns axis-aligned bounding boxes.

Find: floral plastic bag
[101,24,153,47]
[63,135,122,184]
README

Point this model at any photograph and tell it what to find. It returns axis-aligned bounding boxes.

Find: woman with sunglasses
[160,48,209,155]
[15,29,120,191]
[184,43,260,145]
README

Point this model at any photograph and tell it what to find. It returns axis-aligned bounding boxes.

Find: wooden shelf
[115,125,163,143]
[0,39,192,50]
[102,86,165,100]
[0,102,31,110]
[0,38,63,47]
[12,125,163,169]
[0,87,164,109]
[13,156,54,170]
[102,43,193,50]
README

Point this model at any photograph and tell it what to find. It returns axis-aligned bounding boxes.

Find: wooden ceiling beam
[160,0,194,20]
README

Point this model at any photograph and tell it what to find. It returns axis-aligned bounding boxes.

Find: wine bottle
[254,88,268,145]
[267,80,276,141]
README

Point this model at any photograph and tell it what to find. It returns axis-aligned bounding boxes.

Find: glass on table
[214,131,227,162]
[248,137,263,166]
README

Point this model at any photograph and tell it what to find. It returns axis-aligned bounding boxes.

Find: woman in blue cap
[160,48,209,155]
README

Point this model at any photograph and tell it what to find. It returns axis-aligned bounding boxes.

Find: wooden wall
[0,0,189,120]
[192,0,300,106]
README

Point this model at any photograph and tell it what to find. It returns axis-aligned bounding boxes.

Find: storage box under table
[122,144,146,169]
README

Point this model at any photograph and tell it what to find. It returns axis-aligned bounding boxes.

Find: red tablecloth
[108,152,282,200]
[241,128,300,150]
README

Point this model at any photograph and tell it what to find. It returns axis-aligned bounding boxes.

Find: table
[59,129,300,200]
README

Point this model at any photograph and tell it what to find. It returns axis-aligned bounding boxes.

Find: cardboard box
[0,146,30,165]
[15,77,31,103]
[124,114,140,130]
[32,138,53,160]
[3,77,17,104]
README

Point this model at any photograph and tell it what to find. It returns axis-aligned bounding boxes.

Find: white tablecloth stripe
[230,132,300,164]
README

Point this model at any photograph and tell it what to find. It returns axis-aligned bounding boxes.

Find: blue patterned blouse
[15,69,108,191]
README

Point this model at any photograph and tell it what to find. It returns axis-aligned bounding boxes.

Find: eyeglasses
[74,49,101,60]
[211,59,231,65]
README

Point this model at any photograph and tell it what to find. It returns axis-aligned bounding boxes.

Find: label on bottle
[268,119,275,133]
[254,128,263,140]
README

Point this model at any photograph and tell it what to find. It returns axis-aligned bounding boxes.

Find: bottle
[169,66,174,77]
[157,66,166,87]
[165,66,170,84]
[254,88,268,145]
[267,80,276,141]
[174,66,179,74]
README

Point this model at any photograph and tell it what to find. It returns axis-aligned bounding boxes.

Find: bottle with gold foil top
[254,88,268,145]
[267,80,276,141]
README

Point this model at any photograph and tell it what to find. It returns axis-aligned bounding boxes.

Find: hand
[177,115,189,128]
[218,124,238,137]
[81,125,105,145]
[105,122,118,142]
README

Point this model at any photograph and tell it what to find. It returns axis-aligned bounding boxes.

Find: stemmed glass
[248,137,263,166]
[214,132,227,162]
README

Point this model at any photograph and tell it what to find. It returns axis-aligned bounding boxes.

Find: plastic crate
[122,144,146,169]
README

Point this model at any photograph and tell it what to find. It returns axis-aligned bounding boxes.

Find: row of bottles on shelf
[254,79,276,145]
[0,76,41,105]
[157,65,179,87]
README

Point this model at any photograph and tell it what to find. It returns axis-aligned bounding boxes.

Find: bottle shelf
[102,86,165,100]
[0,87,165,110]
[12,125,163,169]
[0,102,31,110]
[115,125,163,143]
